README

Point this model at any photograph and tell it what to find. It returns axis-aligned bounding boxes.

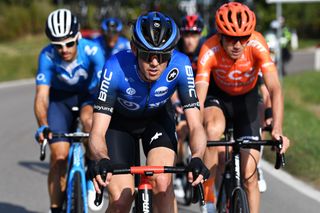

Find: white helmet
[45,9,79,41]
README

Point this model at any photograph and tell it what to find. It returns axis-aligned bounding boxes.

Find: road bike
[207,128,286,213]
[39,108,91,213]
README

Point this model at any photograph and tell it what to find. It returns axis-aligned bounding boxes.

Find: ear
[130,41,137,56]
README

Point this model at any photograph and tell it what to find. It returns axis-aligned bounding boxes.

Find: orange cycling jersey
[195,31,276,95]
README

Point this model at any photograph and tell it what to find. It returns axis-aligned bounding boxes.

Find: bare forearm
[34,96,49,126]
[89,132,109,161]
[270,88,283,133]
[189,125,206,159]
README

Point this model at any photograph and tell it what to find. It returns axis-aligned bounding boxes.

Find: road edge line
[0,78,34,89]
[261,159,320,203]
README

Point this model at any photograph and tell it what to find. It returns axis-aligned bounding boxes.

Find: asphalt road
[0,48,318,212]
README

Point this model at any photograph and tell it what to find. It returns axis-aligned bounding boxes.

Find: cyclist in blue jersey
[34,9,105,213]
[89,12,210,213]
[93,18,130,60]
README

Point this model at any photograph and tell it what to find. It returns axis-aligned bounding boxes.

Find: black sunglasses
[137,49,172,64]
[222,34,251,45]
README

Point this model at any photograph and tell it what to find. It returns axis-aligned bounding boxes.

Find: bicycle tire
[230,188,249,213]
[73,171,84,213]
[216,179,228,213]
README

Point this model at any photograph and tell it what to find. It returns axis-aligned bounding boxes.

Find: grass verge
[0,34,47,82]
[264,71,320,189]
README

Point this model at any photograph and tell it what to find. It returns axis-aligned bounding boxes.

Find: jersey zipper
[143,83,151,115]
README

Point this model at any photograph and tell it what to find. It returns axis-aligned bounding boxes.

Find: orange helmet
[215,2,256,36]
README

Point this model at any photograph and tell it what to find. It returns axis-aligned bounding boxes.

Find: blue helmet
[132,11,180,52]
[101,18,123,33]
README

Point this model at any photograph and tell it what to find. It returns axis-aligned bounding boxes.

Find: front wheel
[73,171,84,213]
[230,188,249,213]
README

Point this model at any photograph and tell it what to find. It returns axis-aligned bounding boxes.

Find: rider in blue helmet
[94,17,130,60]
[90,11,209,212]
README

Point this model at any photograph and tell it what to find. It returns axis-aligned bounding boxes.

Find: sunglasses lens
[138,50,171,63]
[223,35,250,45]
[53,44,63,49]
[66,41,76,48]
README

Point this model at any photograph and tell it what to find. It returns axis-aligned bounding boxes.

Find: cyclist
[34,9,105,213]
[195,3,290,213]
[89,11,210,213]
[172,14,208,198]
[93,17,130,60]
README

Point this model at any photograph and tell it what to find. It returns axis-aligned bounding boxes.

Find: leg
[241,149,261,213]
[105,129,137,212]
[176,120,188,164]
[106,175,135,213]
[48,142,70,208]
[147,147,176,213]
[203,106,226,206]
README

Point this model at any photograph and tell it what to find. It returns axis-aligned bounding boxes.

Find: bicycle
[39,108,91,213]
[207,128,286,213]
[94,165,208,213]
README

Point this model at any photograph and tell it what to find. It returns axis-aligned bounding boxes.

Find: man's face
[104,33,119,49]
[182,32,201,54]
[221,34,250,60]
[52,35,78,62]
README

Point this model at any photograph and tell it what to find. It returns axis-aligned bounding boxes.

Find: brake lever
[275,136,286,169]
[94,170,107,206]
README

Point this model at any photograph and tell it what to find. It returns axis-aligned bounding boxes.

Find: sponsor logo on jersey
[167,68,179,82]
[183,102,200,109]
[93,105,114,113]
[126,87,136,95]
[247,40,267,53]
[117,97,140,110]
[200,46,219,65]
[58,68,88,85]
[154,86,168,97]
[98,69,113,102]
[185,65,197,98]
[148,98,169,108]
[84,45,98,56]
[36,73,46,82]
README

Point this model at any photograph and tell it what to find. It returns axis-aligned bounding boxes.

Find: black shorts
[205,82,261,151]
[105,102,177,167]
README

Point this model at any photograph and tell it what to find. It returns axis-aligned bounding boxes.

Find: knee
[80,116,92,132]
[50,151,68,170]
[243,172,258,191]
[110,189,134,212]
[153,174,172,194]
[205,122,224,140]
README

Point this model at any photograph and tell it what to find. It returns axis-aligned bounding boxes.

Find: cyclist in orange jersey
[195,3,290,213]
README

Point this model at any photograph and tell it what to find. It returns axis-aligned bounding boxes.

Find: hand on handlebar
[272,131,290,154]
[92,158,113,194]
[35,125,52,143]
[187,157,210,186]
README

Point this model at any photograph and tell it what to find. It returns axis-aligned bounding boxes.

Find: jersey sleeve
[93,57,119,115]
[249,33,277,74]
[87,43,106,94]
[195,40,217,85]
[35,48,53,86]
[177,56,200,110]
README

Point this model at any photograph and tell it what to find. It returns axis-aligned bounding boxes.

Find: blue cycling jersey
[36,38,105,93]
[94,50,199,118]
[93,36,130,60]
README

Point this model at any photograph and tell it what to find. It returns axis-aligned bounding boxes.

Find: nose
[234,40,242,48]
[149,55,160,66]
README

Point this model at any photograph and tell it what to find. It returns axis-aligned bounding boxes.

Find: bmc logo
[98,69,113,102]
[185,65,197,98]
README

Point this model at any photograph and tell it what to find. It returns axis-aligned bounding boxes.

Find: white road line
[261,159,320,203]
[0,78,34,89]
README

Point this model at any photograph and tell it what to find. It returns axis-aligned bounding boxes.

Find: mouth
[147,69,159,77]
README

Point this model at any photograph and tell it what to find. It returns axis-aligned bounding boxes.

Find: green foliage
[264,72,320,188]
[0,0,55,41]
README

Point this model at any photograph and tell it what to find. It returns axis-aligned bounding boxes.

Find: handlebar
[94,166,206,207]
[207,138,285,170]
[39,132,89,161]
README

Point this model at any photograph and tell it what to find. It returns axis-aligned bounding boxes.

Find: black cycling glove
[187,157,210,181]
[92,158,113,179]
